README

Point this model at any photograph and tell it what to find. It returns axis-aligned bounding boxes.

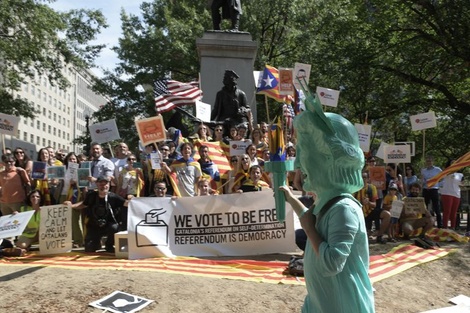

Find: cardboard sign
[390,200,404,219]
[135,115,166,146]
[0,113,20,137]
[369,166,386,191]
[39,204,72,255]
[410,111,437,131]
[316,86,340,107]
[293,63,311,90]
[404,197,426,215]
[89,119,121,144]
[31,161,47,179]
[279,68,294,96]
[229,140,252,156]
[384,144,411,163]
[195,100,211,123]
[355,123,372,153]
[0,211,35,239]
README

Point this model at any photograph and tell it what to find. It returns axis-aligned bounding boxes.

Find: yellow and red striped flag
[192,140,231,180]
[427,151,470,187]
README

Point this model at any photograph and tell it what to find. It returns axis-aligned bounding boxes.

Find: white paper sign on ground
[410,111,437,131]
[39,204,72,255]
[0,113,20,137]
[127,192,295,259]
[89,290,153,313]
[316,86,340,107]
[355,123,372,153]
[383,144,411,163]
[89,119,121,144]
[0,211,35,239]
[195,100,211,123]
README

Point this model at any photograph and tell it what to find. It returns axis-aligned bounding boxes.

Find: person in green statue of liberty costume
[280,85,375,312]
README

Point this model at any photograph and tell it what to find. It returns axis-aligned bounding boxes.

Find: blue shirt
[303,196,375,313]
[421,166,442,189]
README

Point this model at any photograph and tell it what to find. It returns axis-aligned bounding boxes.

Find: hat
[389,183,398,190]
[224,69,239,79]
[96,175,110,183]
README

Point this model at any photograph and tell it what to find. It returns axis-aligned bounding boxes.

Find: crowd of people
[0,119,465,256]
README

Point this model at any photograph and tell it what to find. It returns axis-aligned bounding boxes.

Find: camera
[97,218,107,228]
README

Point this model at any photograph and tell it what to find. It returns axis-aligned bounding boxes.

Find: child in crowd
[197,178,217,196]
[382,183,399,241]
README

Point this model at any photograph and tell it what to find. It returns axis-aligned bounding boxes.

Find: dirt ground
[0,240,469,313]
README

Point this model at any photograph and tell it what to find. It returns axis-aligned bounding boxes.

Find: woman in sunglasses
[117,154,144,198]
[13,148,33,177]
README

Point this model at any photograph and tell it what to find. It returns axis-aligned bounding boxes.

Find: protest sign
[395,141,415,157]
[410,111,437,131]
[384,144,411,163]
[355,123,372,153]
[89,119,121,144]
[127,192,295,259]
[0,211,35,239]
[89,291,153,313]
[390,200,404,219]
[0,113,20,137]
[316,86,340,107]
[135,115,166,146]
[31,161,47,179]
[39,204,72,255]
[195,100,211,123]
[404,197,426,215]
[369,166,386,191]
[149,152,161,170]
[65,162,79,182]
[47,166,65,180]
[293,63,311,90]
[279,68,294,96]
[77,168,90,188]
[229,140,252,156]
[376,141,388,160]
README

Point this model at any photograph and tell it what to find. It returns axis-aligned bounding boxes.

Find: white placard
[39,204,73,255]
[65,162,79,182]
[316,86,340,107]
[229,140,252,156]
[390,200,404,219]
[293,63,311,90]
[0,113,20,137]
[376,141,388,160]
[355,123,372,153]
[89,119,121,144]
[253,71,262,88]
[410,111,437,131]
[195,100,211,123]
[383,144,411,163]
[395,141,415,157]
[149,152,161,170]
[0,211,35,239]
[127,193,294,259]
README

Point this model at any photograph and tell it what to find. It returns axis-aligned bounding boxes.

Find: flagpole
[422,130,426,161]
[264,95,270,123]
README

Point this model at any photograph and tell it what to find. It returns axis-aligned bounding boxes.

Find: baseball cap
[96,175,110,182]
[389,183,398,190]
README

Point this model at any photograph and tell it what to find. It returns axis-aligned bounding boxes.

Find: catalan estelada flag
[257,65,290,103]
[427,151,470,187]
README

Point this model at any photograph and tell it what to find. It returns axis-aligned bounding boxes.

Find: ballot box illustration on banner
[135,208,169,247]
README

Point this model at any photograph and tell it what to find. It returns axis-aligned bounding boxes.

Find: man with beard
[88,142,115,189]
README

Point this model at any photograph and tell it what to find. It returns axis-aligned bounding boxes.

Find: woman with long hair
[117,154,144,198]
[14,147,33,176]
[16,189,44,251]
[231,154,251,193]
[34,148,52,205]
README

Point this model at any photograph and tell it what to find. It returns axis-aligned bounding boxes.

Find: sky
[49,0,143,77]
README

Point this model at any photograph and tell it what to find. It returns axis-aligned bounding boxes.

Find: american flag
[154,79,203,114]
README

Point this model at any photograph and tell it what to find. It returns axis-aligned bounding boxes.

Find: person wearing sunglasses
[13,147,33,177]
[117,154,144,198]
[0,153,32,215]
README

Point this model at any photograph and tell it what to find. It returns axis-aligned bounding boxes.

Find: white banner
[127,192,295,259]
[395,141,415,157]
[0,113,20,137]
[89,119,121,144]
[410,111,437,131]
[316,86,340,107]
[355,123,372,153]
[39,204,72,255]
[195,100,211,123]
[383,144,411,163]
[0,211,35,239]
[229,140,252,156]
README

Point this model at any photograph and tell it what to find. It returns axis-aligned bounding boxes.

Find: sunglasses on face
[231,159,238,163]
[14,151,24,154]
[215,129,223,132]
[155,187,166,191]
[128,158,136,161]
[161,148,169,152]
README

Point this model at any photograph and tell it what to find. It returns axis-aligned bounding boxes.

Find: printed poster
[127,192,295,259]
[0,211,35,239]
[77,168,90,188]
[316,86,340,107]
[65,162,79,182]
[0,113,20,137]
[383,144,411,163]
[135,116,166,146]
[355,123,372,153]
[293,63,311,90]
[229,140,252,156]
[31,161,47,179]
[279,68,294,96]
[89,119,121,144]
[149,152,161,170]
[39,204,72,255]
[410,111,437,131]
[369,166,386,191]
[47,166,66,180]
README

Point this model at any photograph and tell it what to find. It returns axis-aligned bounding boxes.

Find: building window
[23,132,27,141]
[43,77,47,87]
[58,129,61,137]
[43,108,46,116]
[53,127,56,136]
[67,133,70,141]
[42,138,46,146]
[30,134,34,143]
[49,96,52,105]
[54,99,57,108]
[53,113,56,122]
[30,119,33,127]
[42,123,46,131]
[48,125,51,134]
[23,118,27,124]
[48,110,51,119]
[63,132,66,139]
[48,140,51,147]
[23,83,29,93]
[43,92,46,102]
[36,120,40,129]
[36,137,40,145]
[31,85,35,96]
[37,89,41,99]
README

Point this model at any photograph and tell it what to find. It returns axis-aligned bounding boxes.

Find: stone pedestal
[196,31,258,124]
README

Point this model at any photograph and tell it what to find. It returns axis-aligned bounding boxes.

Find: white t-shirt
[440,173,463,198]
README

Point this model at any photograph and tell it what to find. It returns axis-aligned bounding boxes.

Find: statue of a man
[211,0,242,31]
[211,70,250,128]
